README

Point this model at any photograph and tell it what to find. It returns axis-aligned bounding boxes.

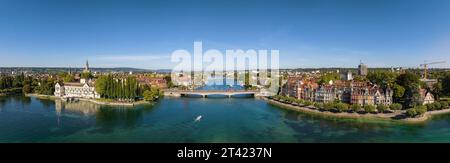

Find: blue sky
[1,0,450,69]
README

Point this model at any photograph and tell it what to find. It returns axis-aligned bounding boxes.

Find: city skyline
[1,0,450,69]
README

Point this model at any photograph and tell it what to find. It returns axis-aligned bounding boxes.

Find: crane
[420,60,446,79]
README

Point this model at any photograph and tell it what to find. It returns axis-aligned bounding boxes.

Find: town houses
[281,77,394,106]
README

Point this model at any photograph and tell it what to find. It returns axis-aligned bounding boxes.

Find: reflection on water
[1,95,450,142]
[55,99,100,117]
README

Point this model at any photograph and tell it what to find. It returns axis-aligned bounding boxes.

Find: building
[54,81,100,99]
[54,61,100,99]
[419,89,435,105]
[314,85,336,103]
[83,60,90,73]
[297,80,318,102]
[358,61,368,76]
[136,75,168,89]
[340,71,353,81]
[350,82,392,106]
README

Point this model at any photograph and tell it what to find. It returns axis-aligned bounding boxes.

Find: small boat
[195,115,202,122]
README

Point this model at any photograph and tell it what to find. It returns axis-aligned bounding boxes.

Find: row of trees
[95,75,141,100]
[95,75,165,102]
[0,73,44,94]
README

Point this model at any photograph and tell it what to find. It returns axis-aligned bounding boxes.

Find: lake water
[1,95,450,142]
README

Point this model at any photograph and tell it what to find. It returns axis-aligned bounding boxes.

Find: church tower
[83,60,90,73]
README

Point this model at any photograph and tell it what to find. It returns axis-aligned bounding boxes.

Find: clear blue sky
[1,0,450,69]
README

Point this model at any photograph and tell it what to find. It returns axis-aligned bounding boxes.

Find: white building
[54,60,100,99]
[54,81,100,99]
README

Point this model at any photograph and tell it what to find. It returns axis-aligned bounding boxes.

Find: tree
[416,105,427,115]
[442,72,450,97]
[396,72,421,107]
[143,86,163,102]
[335,102,349,112]
[364,105,376,113]
[351,104,362,113]
[81,72,93,79]
[22,84,32,94]
[440,101,449,109]
[392,84,405,103]
[367,71,398,89]
[406,108,417,117]
[318,73,340,85]
[63,74,75,82]
[376,105,388,113]
[431,82,443,101]
[389,103,402,110]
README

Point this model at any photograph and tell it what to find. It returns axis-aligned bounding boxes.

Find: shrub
[351,104,361,113]
[389,103,403,110]
[406,108,417,117]
[440,101,449,109]
[364,105,377,113]
[323,103,334,111]
[376,105,388,113]
[407,105,427,117]
[335,102,349,113]
[433,102,442,110]
[314,103,323,109]
[416,105,427,115]
[303,101,312,106]
[425,103,435,111]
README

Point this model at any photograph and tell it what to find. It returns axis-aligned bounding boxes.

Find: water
[1,95,450,142]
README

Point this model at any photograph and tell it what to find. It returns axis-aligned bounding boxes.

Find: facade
[350,82,392,106]
[54,60,100,99]
[283,78,393,106]
[314,86,336,103]
[419,89,435,105]
[54,82,100,99]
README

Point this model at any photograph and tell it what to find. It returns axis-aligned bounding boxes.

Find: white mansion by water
[54,60,100,99]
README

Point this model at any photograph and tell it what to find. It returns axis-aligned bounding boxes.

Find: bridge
[164,90,259,98]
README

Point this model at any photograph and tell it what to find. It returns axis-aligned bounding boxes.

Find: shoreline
[25,93,150,106]
[262,97,450,123]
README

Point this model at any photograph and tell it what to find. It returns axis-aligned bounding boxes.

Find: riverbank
[262,97,450,123]
[25,93,150,106]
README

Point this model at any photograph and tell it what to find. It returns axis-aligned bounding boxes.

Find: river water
[1,95,450,142]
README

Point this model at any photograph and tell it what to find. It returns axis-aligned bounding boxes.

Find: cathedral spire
[83,60,90,73]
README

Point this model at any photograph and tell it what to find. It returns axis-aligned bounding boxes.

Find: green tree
[376,104,388,113]
[143,86,163,102]
[335,102,349,112]
[364,105,376,113]
[22,84,32,94]
[392,84,405,103]
[318,73,340,85]
[389,103,403,110]
[63,74,75,82]
[406,108,417,117]
[396,72,421,107]
[81,72,93,79]
[442,72,450,97]
[367,71,398,89]
[351,104,362,113]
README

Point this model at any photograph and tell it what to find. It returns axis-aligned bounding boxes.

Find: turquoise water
[1,95,450,142]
